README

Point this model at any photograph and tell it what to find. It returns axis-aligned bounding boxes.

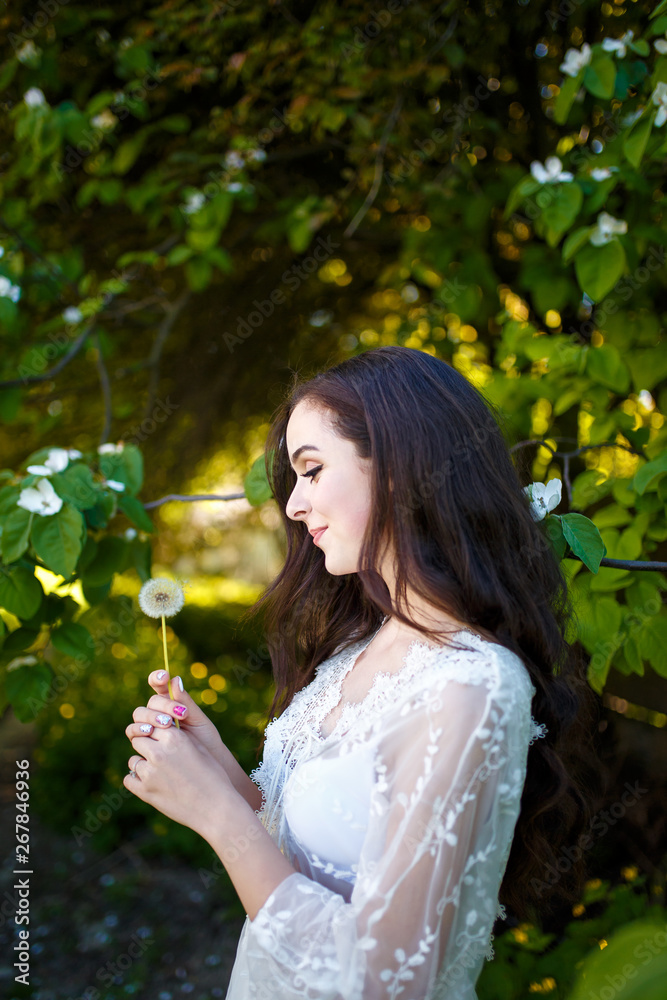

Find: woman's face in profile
[285,401,374,575]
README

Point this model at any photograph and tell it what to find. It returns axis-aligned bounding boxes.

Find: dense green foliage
[1,3,666,714]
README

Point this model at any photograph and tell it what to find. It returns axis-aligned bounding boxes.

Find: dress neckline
[314,622,482,743]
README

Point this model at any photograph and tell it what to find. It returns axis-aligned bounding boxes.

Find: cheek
[325,483,371,537]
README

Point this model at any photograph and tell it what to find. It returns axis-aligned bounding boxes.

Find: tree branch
[343,92,405,239]
[143,290,191,421]
[0,323,94,389]
[143,491,246,509]
[93,330,113,447]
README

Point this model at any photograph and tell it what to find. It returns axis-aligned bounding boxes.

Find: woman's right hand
[125,670,264,814]
[145,669,225,763]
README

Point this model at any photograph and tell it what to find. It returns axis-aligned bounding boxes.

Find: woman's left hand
[123,716,238,838]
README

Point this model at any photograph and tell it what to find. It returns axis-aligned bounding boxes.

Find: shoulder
[397,630,536,715]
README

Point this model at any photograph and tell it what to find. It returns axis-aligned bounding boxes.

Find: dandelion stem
[161,614,180,729]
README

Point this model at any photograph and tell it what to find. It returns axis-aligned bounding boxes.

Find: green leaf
[623,110,657,169]
[541,183,583,245]
[546,514,568,559]
[30,504,85,579]
[185,257,212,291]
[6,660,54,723]
[119,494,155,533]
[0,486,21,517]
[160,114,191,133]
[562,226,595,263]
[51,464,100,510]
[0,566,43,619]
[84,492,117,530]
[80,536,129,587]
[1,508,32,563]
[574,240,626,302]
[639,615,667,677]
[583,54,616,99]
[586,343,630,394]
[504,175,541,219]
[120,445,144,495]
[186,228,221,253]
[244,454,273,506]
[592,504,632,530]
[51,622,93,660]
[561,512,606,572]
[82,579,112,606]
[3,627,40,653]
[99,445,143,494]
[623,635,643,675]
[633,451,667,495]
[129,537,152,583]
[113,132,146,174]
[166,244,193,266]
[554,72,583,125]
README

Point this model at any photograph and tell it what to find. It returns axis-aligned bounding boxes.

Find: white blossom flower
[7,655,38,671]
[97,442,124,454]
[24,87,46,108]
[247,149,267,162]
[138,577,185,618]
[620,108,644,129]
[16,41,39,65]
[223,150,244,171]
[91,109,118,130]
[651,82,667,127]
[601,30,633,58]
[530,156,574,184]
[62,306,83,324]
[590,167,618,181]
[124,528,138,540]
[26,448,71,476]
[68,449,83,459]
[226,182,243,192]
[589,211,627,246]
[524,479,562,521]
[560,43,592,77]
[181,191,205,215]
[17,478,63,516]
[0,277,21,302]
[104,479,125,492]
[655,33,667,55]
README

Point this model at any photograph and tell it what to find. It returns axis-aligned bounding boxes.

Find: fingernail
[140,724,153,734]
[173,705,187,718]
[156,670,167,680]
[176,676,184,692]
[156,714,172,726]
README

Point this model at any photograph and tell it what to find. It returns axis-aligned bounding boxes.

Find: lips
[310,527,327,545]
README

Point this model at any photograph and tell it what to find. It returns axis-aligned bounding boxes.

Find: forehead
[285,401,335,445]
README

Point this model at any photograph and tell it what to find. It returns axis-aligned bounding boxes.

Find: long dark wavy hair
[240,345,601,923]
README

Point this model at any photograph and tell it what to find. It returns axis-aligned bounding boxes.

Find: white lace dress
[225,623,547,999]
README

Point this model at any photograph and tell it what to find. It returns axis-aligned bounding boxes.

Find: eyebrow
[290,444,321,466]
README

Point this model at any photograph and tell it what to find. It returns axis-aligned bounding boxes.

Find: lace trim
[528,718,548,745]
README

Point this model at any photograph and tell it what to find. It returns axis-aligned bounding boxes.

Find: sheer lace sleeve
[239,661,533,999]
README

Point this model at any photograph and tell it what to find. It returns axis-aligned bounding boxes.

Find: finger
[131,706,176,728]
[148,669,172,695]
[125,721,155,740]
[145,693,188,721]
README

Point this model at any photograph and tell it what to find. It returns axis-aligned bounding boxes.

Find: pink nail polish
[173,705,187,717]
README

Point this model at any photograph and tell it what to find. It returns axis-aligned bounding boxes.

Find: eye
[301,464,323,482]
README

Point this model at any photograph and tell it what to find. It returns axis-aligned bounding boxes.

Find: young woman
[124,345,599,999]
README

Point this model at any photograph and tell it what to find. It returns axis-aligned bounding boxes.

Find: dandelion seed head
[138,577,185,618]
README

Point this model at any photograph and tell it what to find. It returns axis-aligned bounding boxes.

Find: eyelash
[301,465,323,482]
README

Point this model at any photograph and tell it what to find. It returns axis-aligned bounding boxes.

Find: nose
[285,477,311,522]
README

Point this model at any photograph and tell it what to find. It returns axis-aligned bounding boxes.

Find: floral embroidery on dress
[230,627,539,1000]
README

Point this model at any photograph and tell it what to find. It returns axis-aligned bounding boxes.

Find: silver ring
[129,768,137,778]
